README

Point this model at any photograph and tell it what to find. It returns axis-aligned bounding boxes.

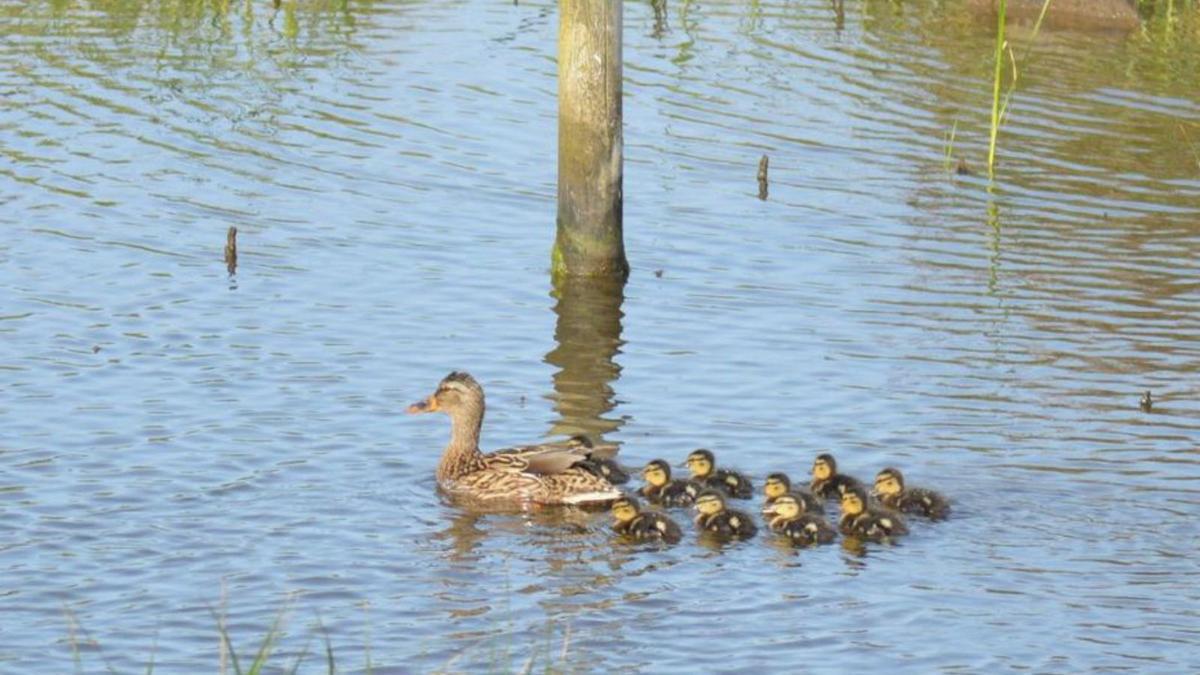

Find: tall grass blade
[987,0,1008,181]
[209,605,243,675]
[246,605,290,675]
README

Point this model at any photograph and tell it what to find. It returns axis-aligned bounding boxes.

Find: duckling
[839,485,907,542]
[567,435,630,485]
[809,453,863,500]
[764,494,837,546]
[873,467,949,520]
[693,489,757,540]
[761,472,824,516]
[685,448,753,499]
[610,495,682,544]
[638,459,701,507]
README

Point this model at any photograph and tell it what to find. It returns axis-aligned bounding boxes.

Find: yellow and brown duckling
[839,484,907,542]
[810,453,864,500]
[566,435,630,485]
[407,371,622,506]
[873,467,949,520]
[638,459,701,507]
[764,494,837,546]
[693,489,758,540]
[762,472,824,516]
[610,495,682,544]
[685,448,753,499]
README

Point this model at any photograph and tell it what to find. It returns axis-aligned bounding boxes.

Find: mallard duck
[809,453,863,499]
[638,459,701,507]
[610,495,682,544]
[685,449,753,499]
[693,489,757,540]
[839,485,907,541]
[407,372,621,505]
[764,494,837,546]
[761,472,824,516]
[872,467,949,520]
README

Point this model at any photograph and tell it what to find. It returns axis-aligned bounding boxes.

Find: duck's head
[768,493,804,520]
[694,489,727,516]
[873,467,905,499]
[642,459,672,487]
[764,473,791,499]
[611,495,642,524]
[685,449,716,479]
[407,371,483,415]
[812,453,837,481]
[840,485,868,517]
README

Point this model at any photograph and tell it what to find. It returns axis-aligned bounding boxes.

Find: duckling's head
[769,494,804,520]
[642,459,672,487]
[840,485,868,517]
[567,434,594,449]
[693,489,727,516]
[611,495,642,523]
[764,473,791,499]
[812,453,837,481]
[685,449,716,479]
[407,371,484,416]
[873,467,905,498]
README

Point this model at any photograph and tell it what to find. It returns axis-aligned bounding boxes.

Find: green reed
[987,0,1054,182]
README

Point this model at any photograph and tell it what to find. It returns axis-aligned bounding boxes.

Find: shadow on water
[543,276,626,444]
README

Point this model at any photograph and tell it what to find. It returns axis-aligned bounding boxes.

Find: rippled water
[3,0,1200,672]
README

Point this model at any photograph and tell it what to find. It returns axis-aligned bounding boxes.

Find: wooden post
[554,0,628,281]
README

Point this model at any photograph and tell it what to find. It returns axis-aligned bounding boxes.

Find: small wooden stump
[224,226,238,275]
[757,154,770,200]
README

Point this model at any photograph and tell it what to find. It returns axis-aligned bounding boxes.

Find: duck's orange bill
[407,395,438,413]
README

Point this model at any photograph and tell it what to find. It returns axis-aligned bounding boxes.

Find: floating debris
[757,154,769,200]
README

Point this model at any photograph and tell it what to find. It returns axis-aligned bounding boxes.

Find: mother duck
[407,371,622,506]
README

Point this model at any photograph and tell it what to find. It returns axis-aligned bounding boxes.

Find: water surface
[3,0,1200,672]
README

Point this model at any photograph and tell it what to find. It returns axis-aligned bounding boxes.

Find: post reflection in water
[543,276,627,444]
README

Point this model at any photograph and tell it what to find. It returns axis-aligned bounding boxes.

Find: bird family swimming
[409,372,943,546]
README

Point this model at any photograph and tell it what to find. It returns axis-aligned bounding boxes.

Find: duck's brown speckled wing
[488,445,592,475]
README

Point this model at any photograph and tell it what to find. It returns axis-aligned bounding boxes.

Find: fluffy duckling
[765,494,837,546]
[685,449,753,499]
[839,485,907,542]
[762,472,824,516]
[610,495,682,544]
[638,459,701,507]
[693,489,757,540]
[567,435,630,485]
[873,467,949,520]
[809,453,863,500]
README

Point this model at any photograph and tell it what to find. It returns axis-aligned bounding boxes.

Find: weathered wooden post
[554,0,628,280]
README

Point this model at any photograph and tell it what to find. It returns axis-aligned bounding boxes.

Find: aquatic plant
[987,0,1054,181]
